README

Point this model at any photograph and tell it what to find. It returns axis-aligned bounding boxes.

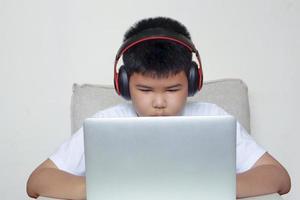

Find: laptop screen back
[84,116,236,200]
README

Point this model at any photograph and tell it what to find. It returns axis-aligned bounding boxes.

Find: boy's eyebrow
[135,84,153,89]
[166,84,182,89]
[135,84,183,89]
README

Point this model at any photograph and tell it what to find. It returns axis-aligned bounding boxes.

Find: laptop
[84,116,236,200]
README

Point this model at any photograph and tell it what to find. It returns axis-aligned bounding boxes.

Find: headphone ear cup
[118,65,131,100]
[188,61,200,96]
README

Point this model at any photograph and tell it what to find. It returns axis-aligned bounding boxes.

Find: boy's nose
[152,94,167,109]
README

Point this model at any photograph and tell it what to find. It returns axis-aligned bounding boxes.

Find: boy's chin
[137,113,170,117]
[147,112,179,117]
[136,110,181,117]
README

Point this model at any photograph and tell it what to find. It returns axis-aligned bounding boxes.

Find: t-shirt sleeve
[48,104,136,176]
[207,103,266,173]
[187,102,266,173]
[236,122,266,173]
[49,127,85,176]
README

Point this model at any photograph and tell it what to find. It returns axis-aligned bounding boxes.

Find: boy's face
[129,71,189,116]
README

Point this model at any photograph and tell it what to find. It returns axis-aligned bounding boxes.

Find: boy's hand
[27,159,86,200]
[236,152,291,198]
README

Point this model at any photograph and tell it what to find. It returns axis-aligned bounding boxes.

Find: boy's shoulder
[92,103,137,118]
[183,101,229,116]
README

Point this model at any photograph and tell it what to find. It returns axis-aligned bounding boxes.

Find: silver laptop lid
[84,116,236,200]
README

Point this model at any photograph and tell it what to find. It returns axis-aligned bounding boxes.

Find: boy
[27,17,291,199]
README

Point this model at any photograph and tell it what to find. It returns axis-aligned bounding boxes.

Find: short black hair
[122,17,193,78]
[124,17,191,41]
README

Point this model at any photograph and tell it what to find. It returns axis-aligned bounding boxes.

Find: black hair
[122,17,193,78]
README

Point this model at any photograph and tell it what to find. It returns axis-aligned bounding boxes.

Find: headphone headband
[114,28,203,96]
[116,28,198,60]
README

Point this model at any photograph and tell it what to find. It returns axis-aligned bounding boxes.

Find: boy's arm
[26,159,86,200]
[236,152,291,198]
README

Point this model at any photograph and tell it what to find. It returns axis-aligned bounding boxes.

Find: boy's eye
[138,89,152,92]
[167,89,180,92]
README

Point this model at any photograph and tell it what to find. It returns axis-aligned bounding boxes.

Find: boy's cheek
[131,100,150,116]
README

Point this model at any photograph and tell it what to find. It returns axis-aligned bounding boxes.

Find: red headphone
[114,28,203,100]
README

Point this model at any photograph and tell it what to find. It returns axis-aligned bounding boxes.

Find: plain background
[0,0,299,199]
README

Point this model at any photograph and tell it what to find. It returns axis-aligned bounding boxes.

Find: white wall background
[0,0,299,199]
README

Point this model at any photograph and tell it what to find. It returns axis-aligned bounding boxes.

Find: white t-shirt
[50,102,265,176]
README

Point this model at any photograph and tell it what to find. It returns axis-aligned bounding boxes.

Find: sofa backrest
[71,79,251,134]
